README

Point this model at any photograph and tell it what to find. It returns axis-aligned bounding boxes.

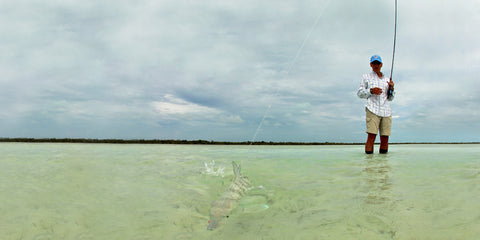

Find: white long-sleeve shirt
[357,71,395,117]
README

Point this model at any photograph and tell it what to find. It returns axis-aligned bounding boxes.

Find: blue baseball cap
[370,55,382,63]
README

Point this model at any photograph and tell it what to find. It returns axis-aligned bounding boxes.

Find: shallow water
[1,143,479,239]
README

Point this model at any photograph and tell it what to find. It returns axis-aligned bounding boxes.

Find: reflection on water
[363,154,393,204]
[359,154,397,239]
[1,143,479,239]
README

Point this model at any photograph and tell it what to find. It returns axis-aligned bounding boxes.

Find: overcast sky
[1,0,479,142]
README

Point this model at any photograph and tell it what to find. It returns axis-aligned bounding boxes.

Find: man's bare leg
[379,135,389,154]
[365,133,377,154]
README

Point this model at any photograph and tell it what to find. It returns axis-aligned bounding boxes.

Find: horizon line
[0,138,479,145]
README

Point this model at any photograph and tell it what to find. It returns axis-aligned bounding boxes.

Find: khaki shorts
[366,108,392,136]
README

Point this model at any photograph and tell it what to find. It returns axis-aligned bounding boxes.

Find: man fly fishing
[357,55,395,154]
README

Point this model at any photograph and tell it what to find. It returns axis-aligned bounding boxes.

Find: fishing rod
[388,0,397,98]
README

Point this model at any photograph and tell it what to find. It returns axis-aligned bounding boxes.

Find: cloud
[152,94,244,124]
[152,94,221,119]
[0,0,478,142]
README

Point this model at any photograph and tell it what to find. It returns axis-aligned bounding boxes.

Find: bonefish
[207,161,250,230]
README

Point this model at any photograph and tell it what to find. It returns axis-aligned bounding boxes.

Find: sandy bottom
[1,143,479,239]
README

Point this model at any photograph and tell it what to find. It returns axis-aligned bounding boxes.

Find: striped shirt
[357,71,395,117]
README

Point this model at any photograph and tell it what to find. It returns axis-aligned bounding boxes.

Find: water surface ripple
[1,143,479,239]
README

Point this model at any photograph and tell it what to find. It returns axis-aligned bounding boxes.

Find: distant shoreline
[0,138,478,145]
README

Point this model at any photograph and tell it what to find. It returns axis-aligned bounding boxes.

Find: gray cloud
[0,0,478,142]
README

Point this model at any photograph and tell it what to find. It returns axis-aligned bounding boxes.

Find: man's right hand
[370,87,383,95]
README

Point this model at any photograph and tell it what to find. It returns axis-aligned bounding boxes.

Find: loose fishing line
[253,0,397,141]
[250,0,332,144]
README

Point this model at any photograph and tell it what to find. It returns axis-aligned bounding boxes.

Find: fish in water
[207,161,250,230]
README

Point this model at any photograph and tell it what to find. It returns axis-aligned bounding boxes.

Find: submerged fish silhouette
[207,161,250,230]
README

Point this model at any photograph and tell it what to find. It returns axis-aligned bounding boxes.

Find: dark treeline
[0,138,478,145]
[0,138,362,145]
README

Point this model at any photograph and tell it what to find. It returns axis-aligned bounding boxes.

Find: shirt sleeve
[357,76,371,99]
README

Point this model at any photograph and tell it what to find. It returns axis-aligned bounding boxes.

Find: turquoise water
[1,143,479,239]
